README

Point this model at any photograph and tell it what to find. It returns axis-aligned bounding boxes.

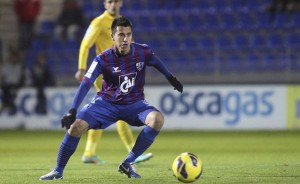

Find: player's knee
[68,119,89,137]
[156,112,164,130]
[146,111,164,131]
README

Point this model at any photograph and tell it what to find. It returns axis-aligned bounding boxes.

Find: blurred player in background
[74,0,152,164]
[40,16,183,180]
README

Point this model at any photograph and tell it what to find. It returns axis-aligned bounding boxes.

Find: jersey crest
[136,62,144,71]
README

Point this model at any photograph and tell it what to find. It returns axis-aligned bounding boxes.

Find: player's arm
[72,59,102,109]
[75,20,102,82]
[62,59,102,129]
[61,77,93,129]
[148,52,183,93]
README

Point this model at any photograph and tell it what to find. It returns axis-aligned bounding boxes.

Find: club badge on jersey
[136,62,144,71]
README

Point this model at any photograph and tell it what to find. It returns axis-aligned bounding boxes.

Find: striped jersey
[71,43,172,108]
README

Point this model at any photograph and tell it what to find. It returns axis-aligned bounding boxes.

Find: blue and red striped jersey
[71,43,173,108]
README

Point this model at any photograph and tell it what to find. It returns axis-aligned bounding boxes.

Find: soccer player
[40,16,183,180]
[75,0,152,164]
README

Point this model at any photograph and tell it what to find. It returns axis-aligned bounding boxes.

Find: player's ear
[111,34,114,41]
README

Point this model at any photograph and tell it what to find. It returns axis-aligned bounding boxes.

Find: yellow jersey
[78,11,116,70]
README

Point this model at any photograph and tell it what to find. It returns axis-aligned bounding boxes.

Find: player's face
[104,0,122,16]
[112,26,132,55]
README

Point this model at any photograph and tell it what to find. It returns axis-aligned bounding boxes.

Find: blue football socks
[55,133,80,174]
[124,126,159,163]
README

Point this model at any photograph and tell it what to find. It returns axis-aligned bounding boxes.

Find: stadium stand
[2,0,300,85]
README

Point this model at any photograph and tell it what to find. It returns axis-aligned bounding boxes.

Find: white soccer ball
[172,152,203,183]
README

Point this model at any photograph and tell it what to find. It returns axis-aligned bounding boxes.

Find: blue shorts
[77,96,159,129]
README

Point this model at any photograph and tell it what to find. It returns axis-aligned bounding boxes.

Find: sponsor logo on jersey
[119,73,137,93]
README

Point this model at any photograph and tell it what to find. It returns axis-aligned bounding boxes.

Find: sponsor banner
[0,85,286,130]
[146,85,286,130]
[287,85,300,128]
[0,88,96,130]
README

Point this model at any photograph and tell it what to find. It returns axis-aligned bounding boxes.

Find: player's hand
[75,69,86,82]
[61,109,77,129]
[167,75,183,93]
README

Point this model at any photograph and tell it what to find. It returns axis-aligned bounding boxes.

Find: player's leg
[40,97,119,180]
[117,119,153,164]
[81,129,105,164]
[122,111,163,164]
[118,102,163,178]
[40,119,89,180]
[116,120,134,151]
[81,76,104,164]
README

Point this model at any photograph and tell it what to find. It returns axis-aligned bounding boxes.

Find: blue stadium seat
[126,14,138,26]
[220,13,238,30]
[30,38,47,52]
[255,12,272,28]
[216,34,232,49]
[187,14,203,29]
[289,51,300,70]
[228,0,247,10]
[221,52,243,72]
[59,49,78,73]
[203,13,221,30]
[157,51,174,64]
[137,16,153,32]
[290,12,300,27]
[37,21,55,37]
[128,0,144,10]
[48,38,65,52]
[147,37,163,49]
[182,37,198,49]
[171,14,188,30]
[198,35,215,50]
[213,0,230,12]
[192,52,215,73]
[165,1,179,9]
[247,0,270,11]
[286,31,300,47]
[179,0,195,9]
[238,13,256,29]
[244,52,261,71]
[198,0,212,11]
[144,0,161,10]
[262,52,286,71]
[268,32,285,48]
[164,37,180,50]
[155,15,171,31]
[65,39,80,52]
[251,33,268,48]
[273,12,290,28]
[234,33,250,48]
[82,1,95,19]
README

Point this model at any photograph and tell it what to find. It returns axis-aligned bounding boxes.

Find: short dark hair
[111,16,132,35]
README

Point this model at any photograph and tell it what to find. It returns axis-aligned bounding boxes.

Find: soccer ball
[172,152,203,183]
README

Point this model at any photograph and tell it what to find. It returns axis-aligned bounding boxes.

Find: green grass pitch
[0,130,300,184]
